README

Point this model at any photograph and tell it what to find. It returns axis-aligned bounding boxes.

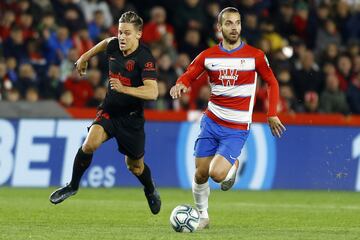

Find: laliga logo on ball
[176,122,276,190]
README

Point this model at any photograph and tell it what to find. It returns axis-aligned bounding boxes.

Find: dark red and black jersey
[102,37,157,116]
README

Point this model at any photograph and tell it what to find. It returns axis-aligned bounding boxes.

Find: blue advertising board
[0,119,359,191]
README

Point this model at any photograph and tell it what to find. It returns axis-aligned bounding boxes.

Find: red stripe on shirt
[205,109,249,130]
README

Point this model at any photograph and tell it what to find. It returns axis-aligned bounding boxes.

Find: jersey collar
[218,41,245,53]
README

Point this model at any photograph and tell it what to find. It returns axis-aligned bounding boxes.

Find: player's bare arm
[110,78,158,100]
[75,37,115,76]
[170,83,188,99]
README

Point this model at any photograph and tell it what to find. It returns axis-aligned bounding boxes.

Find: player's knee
[195,169,209,183]
[82,141,100,154]
[209,169,226,183]
[127,164,143,176]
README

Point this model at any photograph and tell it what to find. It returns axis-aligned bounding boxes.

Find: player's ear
[136,30,142,40]
[216,23,222,33]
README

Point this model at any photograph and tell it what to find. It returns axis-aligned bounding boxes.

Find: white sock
[192,179,210,219]
[222,163,237,183]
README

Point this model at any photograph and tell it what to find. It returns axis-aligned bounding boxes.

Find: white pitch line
[232,202,360,210]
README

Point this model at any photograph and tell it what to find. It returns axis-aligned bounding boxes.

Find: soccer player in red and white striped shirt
[170,7,286,229]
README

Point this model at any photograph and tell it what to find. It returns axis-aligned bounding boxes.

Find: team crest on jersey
[219,69,239,86]
[126,60,135,72]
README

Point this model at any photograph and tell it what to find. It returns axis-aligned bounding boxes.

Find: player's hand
[74,56,88,76]
[170,83,188,99]
[268,116,286,138]
[109,78,124,93]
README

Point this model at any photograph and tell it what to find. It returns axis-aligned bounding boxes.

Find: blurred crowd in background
[0,0,360,114]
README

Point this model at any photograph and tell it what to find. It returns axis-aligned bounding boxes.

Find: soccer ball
[170,204,200,233]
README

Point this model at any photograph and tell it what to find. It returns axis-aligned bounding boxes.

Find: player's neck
[221,40,241,51]
[122,41,139,57]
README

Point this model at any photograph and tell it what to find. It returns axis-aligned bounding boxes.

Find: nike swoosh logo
[229,155,237,160]
[110,57,116,61]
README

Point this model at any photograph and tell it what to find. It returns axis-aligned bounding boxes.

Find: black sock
[70,147,93,190]
[136,163,155,193]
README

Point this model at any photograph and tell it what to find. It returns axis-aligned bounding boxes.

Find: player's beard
[222,30,240,45]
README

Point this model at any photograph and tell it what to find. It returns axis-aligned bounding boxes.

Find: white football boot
[220,159,239,191]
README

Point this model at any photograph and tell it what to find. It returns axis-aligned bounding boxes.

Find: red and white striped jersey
[177,42,279,130]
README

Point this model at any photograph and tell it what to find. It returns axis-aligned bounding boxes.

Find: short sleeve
[139,50,157,81]
[106,37,118,56]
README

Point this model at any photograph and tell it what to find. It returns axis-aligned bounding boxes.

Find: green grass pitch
[1,188,360,240]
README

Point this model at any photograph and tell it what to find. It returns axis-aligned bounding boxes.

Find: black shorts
[90,109,145,159]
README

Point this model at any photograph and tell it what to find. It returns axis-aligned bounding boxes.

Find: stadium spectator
[173,0,206,39]
[279,84,302,113]
[142,6,175,46]
[44,25,73,64]
[87,10,108,42]
[86,85,106,107]
[27,39,47,76]
[63,69,93,107]
[87,69,102,88]
[320,74,349,114]
[146,80,172,110]
[109,0,137,25]
[275,2,296,39]
[319,43,339,66]
[204,0,221,46]
[292,50,322,101]
[17,63,38,96]
[59,90,74,107]
[3,26,27,63]
[335,1,352,43]
[195,85,210,110]
[157,53,177,88]
[60,47,79,81]
[63,7,87,33]
[25,87,39,102]
[40,64,63,100]
[178,28,206,60]
[5,57,17,83]
[315,19,341,53]
[336,54,353,91]
[38,12,57,36]
[15,0,43,24]
[174,53,191,77]
[52,0,86,33]
[347,73,360,114]
[79,0,113,28]
[242,13,261,46]
[292,2,309,44]
[345,4,360,40]
[0,10,16,40]
[352,55,360,74]
[307,2,330,49]
[0,62,10,99]
[72,27,94,56]
[260,19,285,52]
[5,88,21,102]
[303,91,320,113]
[18,12,37,41]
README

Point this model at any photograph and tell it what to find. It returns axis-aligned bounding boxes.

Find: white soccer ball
[169,204,200,233]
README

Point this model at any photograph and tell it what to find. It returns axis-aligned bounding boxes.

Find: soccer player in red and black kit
[49,11,161,215]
